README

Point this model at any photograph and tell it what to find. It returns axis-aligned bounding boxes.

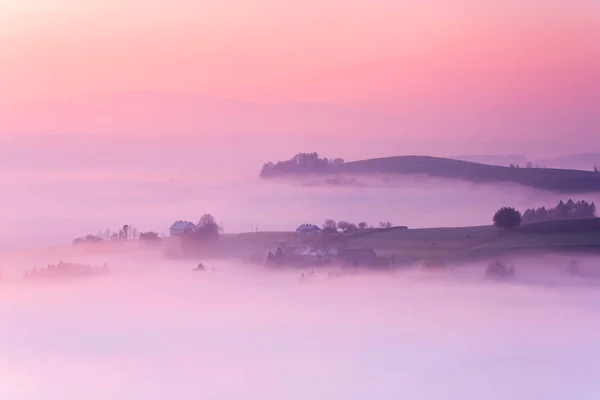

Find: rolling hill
[260,155,600,193]
[186,218,600,264]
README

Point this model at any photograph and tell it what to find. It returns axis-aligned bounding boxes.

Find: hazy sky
[0,0,599,148]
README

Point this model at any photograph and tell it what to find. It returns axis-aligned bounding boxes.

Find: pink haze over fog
[3,2,600,399]
[0,0,599,246]
[0,0,599,150]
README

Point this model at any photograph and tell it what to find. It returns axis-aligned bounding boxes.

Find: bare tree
[379,221,392,229]
[358,221,368,230]
[118,224,129,241]
[197,214,219,237]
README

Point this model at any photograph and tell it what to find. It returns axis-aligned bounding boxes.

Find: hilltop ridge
[260,153,600,193]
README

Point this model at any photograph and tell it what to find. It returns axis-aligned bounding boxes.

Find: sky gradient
[1,1,599,148]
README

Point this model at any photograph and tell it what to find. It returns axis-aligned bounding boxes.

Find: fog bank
[1,255,600,399]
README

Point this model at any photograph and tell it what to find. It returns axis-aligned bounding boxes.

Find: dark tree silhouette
[521,200,597,224]
[322,219,337,230]
[119,224,129,241]
[337,221,350,231]
[266,251,274,265]
[139,231,161,241]
[344,223,358,235]
[260,152,331,177]
[275,247,284,258]
[379,221,392,229]
[197,214,219,238]
[493,207,522,230]
[72,234,104,245]
[358,222,368,230]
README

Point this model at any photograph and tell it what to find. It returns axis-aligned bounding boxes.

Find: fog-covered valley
[2,251,600,399]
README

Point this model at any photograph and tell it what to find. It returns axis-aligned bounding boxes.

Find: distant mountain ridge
[260,154,600,193]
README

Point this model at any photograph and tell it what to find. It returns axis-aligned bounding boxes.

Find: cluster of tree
[260,152,344,177]
[521,200,597,224]
[73,224,162,245]
[509,162,539,168]
[138,231,162,242]
[24,261,110,281]
[72,234,104,245]
[322,219,392,234]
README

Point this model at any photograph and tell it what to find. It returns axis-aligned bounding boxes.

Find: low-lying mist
[2,250,600,399]
[3,165,598,250]
[4,134,600,250]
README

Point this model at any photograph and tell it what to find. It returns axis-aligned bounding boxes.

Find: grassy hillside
[262,155,600,193]
[175,218,600,265]
[338,156,600,193]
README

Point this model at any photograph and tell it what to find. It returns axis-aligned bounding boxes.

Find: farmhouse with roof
[169,221,197,236]
[295,224,322,236]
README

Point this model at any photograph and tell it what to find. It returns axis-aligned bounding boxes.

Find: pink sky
[0,0,598,145]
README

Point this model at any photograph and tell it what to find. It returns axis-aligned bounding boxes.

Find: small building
[295,224,322,236]
[337,248,378,267]
[169,221,197,236]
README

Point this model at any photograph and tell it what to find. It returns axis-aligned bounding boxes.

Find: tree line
[522,200,596,224]
[493,199,597,230]
[322,219,393,234]
[72,224,159,245]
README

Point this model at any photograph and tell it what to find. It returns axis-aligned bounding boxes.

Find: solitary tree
[493,207,522,230]
[358,222,368,230]
[197,214,219,237]
[119,224,129,241]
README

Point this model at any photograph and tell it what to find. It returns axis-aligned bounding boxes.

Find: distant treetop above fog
[260,152,344,177]
[522,200,597,224]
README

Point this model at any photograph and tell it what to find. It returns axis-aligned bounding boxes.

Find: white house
[169,221,197,236]
[295,224,322,236]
